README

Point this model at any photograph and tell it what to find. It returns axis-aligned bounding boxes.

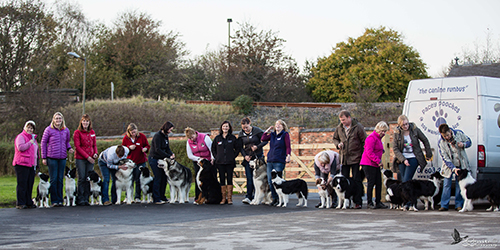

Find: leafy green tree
[307,26,429,102]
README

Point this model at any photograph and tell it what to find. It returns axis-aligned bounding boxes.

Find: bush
[232,95,254,115]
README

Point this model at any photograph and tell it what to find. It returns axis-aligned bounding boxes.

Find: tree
[209,22,310,102]
[307,26,429,102]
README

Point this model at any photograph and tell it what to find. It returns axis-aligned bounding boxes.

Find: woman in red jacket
[122,123,150,202]
[73,114,98,206]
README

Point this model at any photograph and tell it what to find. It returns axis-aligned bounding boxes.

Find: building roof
[448,62,500,78]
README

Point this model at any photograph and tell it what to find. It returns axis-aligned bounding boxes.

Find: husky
[249,157,272,205]
[115,159,135,205]
[64,167,77,207]
[158,158,192,203]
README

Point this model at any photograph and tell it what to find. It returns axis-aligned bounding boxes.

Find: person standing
[13,121,39,209]
[73,114,98,206]
[212,121,241,205]
[261,119,291,206]
[41,112,74,207]
[438,123,472,211]
[392,115,433,182]
[313,150,340,208]
[98,145,130,205]
[239,117,267,204]
[149,121,175,204]
[185,127,213,203]
[360,121,389,209]
[332,110,366,209]
[122,123,150,203]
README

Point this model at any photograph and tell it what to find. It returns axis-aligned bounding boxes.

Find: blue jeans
[243,160,254,200]
[149,156,167,202]
[399,157,419,182]
[98,159,117,203]
[441,172,464,209]
[47,158,66,204]
[133,162,147,199]
[267,162,285,200]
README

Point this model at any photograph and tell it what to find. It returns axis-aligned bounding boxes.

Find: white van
[402,76,500,181]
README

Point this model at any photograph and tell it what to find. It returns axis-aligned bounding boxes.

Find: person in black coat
[148,121,175,204]
[211,121,242,205]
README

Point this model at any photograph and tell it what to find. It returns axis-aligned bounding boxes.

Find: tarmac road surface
[0,194,499,250]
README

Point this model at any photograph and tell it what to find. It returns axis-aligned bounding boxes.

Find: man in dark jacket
[332,110,367,209]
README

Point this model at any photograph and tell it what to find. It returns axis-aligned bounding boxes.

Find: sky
[55,0,500,77]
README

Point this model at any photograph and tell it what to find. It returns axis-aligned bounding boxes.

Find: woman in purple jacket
[360,121,389,209]
[13,121,39,209]
[41,112,74,207]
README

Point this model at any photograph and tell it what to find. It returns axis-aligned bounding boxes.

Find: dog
[331,172,364,209]
[249,157,272,205]
[456,169,500,212]
[35,172,50,208]
[115,159,135,205]
[158,158,192,203]
[271,170,308,207]
[382,169,404,209]
[194,159,222,205]
[139,166,153,204]
[64,167,77,207]
[316,178,335,208]
[400,171,444,211]
[86,170,102,206]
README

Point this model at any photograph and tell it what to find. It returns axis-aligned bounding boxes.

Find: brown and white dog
[316,178,334,208]
[115,159,135,205]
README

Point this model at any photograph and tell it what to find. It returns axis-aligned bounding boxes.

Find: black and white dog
[400,171,443,211]
[86,170,102,206]
[382,169,404,209]
[195,159,222,205]
[35,172,50,208]
[316,178,334,208]
[115,159,135,205]
[457,169,500,212]
[331,173,364,209]
[271,170,308,207]
[139,166,153,204]
[158,158,192,204]
[64,167,77,207]
[249,157,272,205]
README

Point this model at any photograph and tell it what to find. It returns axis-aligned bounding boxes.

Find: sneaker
[315,202,322,208]
[376,202,388,209]
[270,199,279,207]
[242,198,251,204]
[354,204,362,209]
[103,201,112,206]
[155,201,165,205]
[134,198,141,203]
[16,205,28,209]
[455,207,462,211]
[368,203,375,209]
[439,207,448,211]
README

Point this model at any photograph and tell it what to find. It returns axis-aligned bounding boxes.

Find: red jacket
[122,132,150,164]
[73,129,98,160]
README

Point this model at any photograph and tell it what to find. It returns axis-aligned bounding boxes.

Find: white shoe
[242,198,251,204]
[134,198,141,203]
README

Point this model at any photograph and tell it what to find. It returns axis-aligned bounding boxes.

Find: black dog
[195,159,222,205]
[331,171,365,209]
[457,169,500,212]
[271,170,308,207]
[382,169,404,209]
[400,171,443,211]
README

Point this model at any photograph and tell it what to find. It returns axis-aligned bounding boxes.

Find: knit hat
[24,120,36,131]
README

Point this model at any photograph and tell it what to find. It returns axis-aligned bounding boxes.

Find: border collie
[456,169,500,212]
[316,178,334,208]
[64,167,77,207]
[158,158,192,204]
[382,169,404,209]
[35,172,50,208]
[139,166,153,204]
[400,171,443,211]
[195,159,222,205]
[331,173,363,209]
[271,170,308,207]
[115,159,135,205]
[86,170,102,206]
[249,157,272,205]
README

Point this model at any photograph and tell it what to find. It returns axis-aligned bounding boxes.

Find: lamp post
[67,52,86,115]
[227,18,232,65]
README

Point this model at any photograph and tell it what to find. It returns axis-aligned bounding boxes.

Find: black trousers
[217,163,235,186]
[341,163,363,205]
[362,165,382,204]
[15,165,35,206]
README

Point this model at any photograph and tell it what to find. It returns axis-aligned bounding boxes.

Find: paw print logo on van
[495,103,500,128]
[432,109,447,128]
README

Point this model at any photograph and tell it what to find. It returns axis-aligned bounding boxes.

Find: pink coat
[360,131,384,168]
[13,131,38,167]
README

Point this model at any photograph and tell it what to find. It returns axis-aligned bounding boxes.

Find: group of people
[13,109,471,210]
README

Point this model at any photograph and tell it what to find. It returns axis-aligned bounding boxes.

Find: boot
[220,185,227,205]
[227,185,233,205]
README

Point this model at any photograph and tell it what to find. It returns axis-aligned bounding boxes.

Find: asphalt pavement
[0,194,499,250]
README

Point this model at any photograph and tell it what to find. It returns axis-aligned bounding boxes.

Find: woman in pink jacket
[360,121,389,209]
[41,112,74,207]
[13,121,39,209]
